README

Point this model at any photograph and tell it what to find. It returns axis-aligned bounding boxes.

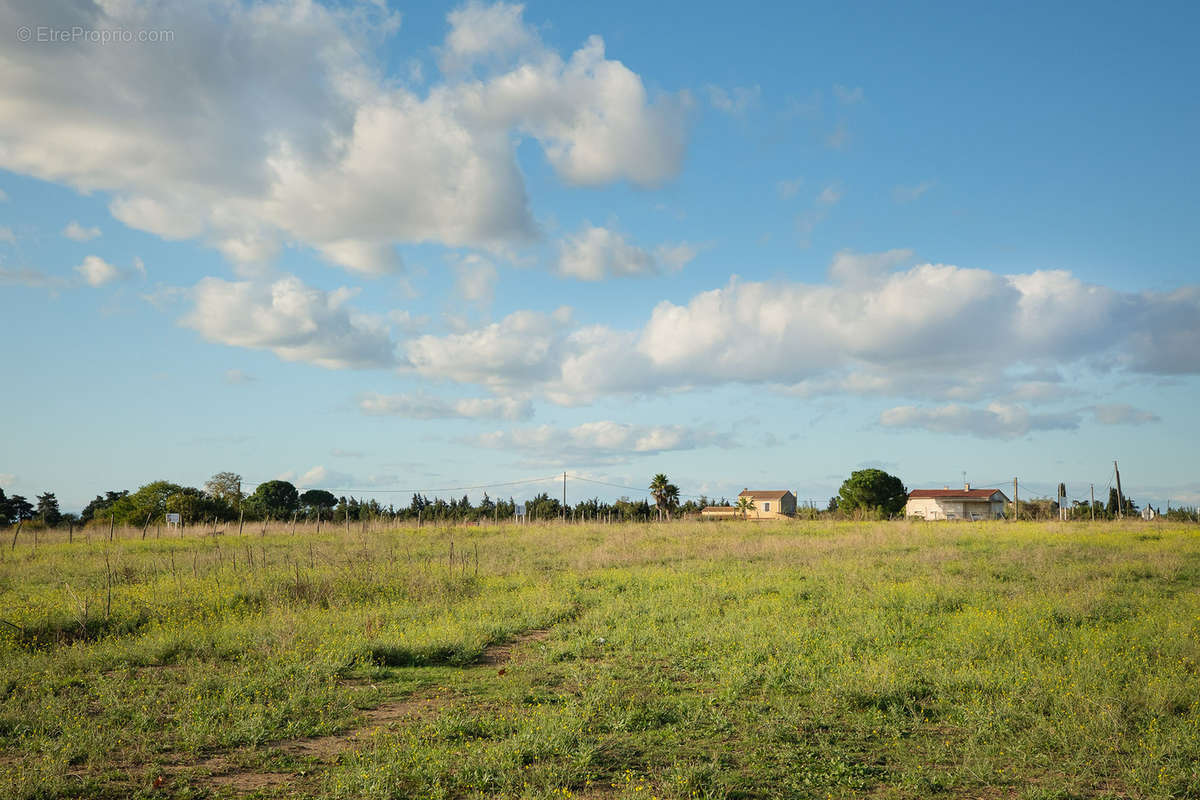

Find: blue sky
[1,0,1198,512]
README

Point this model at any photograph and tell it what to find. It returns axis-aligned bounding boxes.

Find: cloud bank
[0,1,690,276]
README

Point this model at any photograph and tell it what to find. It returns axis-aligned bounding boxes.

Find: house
[740,490,796,518]
[905,484,1009,521]
[700,489,797,520]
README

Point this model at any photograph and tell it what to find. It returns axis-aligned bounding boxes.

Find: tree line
[0,471,726,529]
[3,468,1192,528]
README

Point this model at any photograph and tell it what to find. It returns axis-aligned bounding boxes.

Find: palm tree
[649,473,670,521]
[663,483,680,520]
[735,495,756,520]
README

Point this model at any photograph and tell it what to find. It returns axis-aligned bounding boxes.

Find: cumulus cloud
[0,1,689,274]
[401,253,1200,409]
[441,1,537,73]
[63,221,101,241]
[360,390,531,420]
[1091,403,1160,425]
[554,225,696,280]
[74,255,122,287]
[182,275,395,369]
[470,420,726,462]
[879,403,1081,439]
[406,307,572,388]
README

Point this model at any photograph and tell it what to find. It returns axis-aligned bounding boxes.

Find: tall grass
[1,519,1197,798]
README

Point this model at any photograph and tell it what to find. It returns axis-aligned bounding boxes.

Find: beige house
[905,485,1009,521]
[702,489,796,520]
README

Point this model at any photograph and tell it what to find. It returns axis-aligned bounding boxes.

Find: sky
[1,0,1198,513]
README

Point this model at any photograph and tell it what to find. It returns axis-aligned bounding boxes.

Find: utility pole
[1114,460,1124,519]
[1090,484,1096,521]
[562,471,567,523]
[1012,478,1018,521]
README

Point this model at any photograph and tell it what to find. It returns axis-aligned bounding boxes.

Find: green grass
[2,520,1199,798]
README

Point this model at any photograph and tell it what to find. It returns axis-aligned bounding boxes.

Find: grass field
[2,519,1199,799]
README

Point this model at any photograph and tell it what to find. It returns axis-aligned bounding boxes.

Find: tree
[299,489,337,520]
[837,469,907,517]
[245,480,299,520]
[8,494,34,523]
[649,474,671,520]
[204,472,243,508]
[826,496,840,513]
[662,483,680,519]
[81,490,129,523]
[0,489,10,525]
[735,495,756,519]
[1106,487,1137,517]
[35,492,62,527]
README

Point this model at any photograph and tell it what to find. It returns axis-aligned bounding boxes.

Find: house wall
[744,493,796,519]
[780,493,797,516]
[906,496,1006,520]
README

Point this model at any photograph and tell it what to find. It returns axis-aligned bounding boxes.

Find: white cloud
[0,226,14,245]
[359,391,531,420]
[460,33,690,188]
[63,221,101,241]
[470,420,725,462]
[401,253,1200,408]
[0,1,689,274]
[452,253,499,304]
[74,255,121,287]
[879,403,1081,439]
[706,84,761,115]
[1091,403,1160,425]
[406,307,572,387]
[0,188,8,202]
[554,225,695,280]
[182,275,396,369]
[441,1,537,73]
[832,84,863,105]
[0,473,15,485]
[289,465,357,488]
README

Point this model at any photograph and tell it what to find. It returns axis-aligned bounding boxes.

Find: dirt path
[179,629,551,795]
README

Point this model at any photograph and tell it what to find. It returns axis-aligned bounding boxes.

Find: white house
[906,484,1009,521]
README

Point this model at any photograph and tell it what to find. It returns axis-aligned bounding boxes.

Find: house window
[763,501,770,512]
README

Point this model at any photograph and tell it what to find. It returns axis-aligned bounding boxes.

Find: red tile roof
[909,488,1009,501]
[738,490,792,499]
